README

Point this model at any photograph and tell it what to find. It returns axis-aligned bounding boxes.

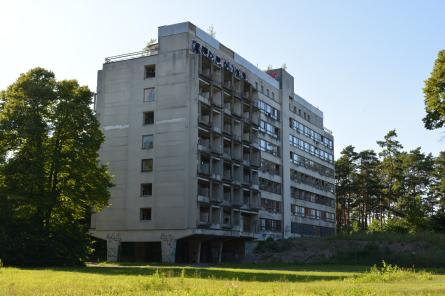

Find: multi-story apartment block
[90,22,335,263]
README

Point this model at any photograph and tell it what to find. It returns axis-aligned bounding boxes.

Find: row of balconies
[198,153,260,188]
[199,82,260,126]
[198,128,261,167]
[198,103,260,141]
[199,56,257,101]
[197,179,261,210]
[198,205,260,233]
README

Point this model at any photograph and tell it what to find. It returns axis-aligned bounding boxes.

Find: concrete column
[106,235,121,262]
[160,234,176,263]
[218,241,223,264]
[196,240,202,264]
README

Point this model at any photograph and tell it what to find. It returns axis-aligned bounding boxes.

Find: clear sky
[1,0,444,158]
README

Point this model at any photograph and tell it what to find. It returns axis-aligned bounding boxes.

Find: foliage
[350,261,433,283]
[143,38,157,52]
[336,130,444,234]
[0,68,112,266]
[423,50,445,130]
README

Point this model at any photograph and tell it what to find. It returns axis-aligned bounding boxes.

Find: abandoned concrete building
[90,22,335,263]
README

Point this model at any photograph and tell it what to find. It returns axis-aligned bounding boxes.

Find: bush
[350,261,433,283]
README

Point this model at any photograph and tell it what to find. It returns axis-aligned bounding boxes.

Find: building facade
[90,22,335,263]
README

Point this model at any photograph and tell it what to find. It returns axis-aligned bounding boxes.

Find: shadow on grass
[40,264,357,283]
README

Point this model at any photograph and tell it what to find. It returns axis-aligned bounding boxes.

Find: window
[143,111,154,125]
[307,114,310,122]
[272,92,275,99]
[144,87,155,102]
[140,208,152,220]
[142,135,154,149]
[144,64,156,79]
[266,89,269,97]
[260,84,264,93]
[141,183,152,196]
[141,159,153,172]
[255,82,258,89]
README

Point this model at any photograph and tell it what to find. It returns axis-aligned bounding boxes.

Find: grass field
[1,263,445,295]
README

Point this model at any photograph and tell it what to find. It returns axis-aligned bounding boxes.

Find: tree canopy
[0,68,112,266]
[423,50,445,130]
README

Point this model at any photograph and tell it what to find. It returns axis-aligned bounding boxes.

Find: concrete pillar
[196,240,202,264]
[218,241,223,264]
[160,234,176,263]
[106,235,121,262]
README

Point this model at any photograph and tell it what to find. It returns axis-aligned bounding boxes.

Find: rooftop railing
[104,49,158,63]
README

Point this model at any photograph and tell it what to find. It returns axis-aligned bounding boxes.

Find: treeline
[336,130,445,233]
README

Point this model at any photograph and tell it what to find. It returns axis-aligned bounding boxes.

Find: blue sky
[1,0,444,157]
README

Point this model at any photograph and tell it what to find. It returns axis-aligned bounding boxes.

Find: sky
[1,0,444,158]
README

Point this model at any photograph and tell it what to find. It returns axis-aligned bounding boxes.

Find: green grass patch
[1,263,445,295]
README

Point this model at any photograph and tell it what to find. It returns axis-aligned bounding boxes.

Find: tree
[355,150,382,230]
[143,38,157,51]
[207,25,216,38]
[423,50,445,130]
[335,145,358,232]
[377,130,404,218]
[398,148,434,229]
[0,68,112,266]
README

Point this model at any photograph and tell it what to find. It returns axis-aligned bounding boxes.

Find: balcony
[251,109,260,126]
[199,56,212,79]
[242,146,250,166]
[198,129,210,152]
[241,214,259,234]
[199,80,211,105]
[233,78,242,97]
[198,179,210,203]
[243,84,251,100]
[251,129,259,149]
[211,182,223,204]
[232,119,242,142]
[251,171,259,190]
[243,168,251,186]
[211,110,222,134]
[242,190,251,209]
[223,138,232,159]
[222,209,232,228]
[223,115,232,135]
[250,191,261,210]
[251,148,261,168]
[242,103,251,122]
[242,124,251,142]
[198,206,211,227]
[210,133,222,155]
[233,164,242,186]
[223,185,231,204]
[232,142,242,161]
[212,86,222,108]
[223,162,232,181]
[211,157,222,181]
[223,70,232,90]
[223,92,232,115]
[199,102,211,126]
[212,65,222,85]
[232,187,242,207]
[211,207,221,227]
[232,98,242,118]
[198,154,210,176]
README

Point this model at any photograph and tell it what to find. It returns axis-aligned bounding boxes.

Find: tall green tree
[0,68,112,266]
[355,150,382,230]
[377,130,404,218]
[335,145,358,232]
[397,148,435,229]
[423,50,445,130]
